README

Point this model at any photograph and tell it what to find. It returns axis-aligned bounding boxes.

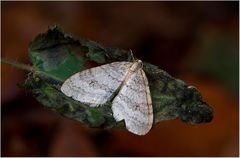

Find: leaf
[28,25,86,81]
[22,25,213,129]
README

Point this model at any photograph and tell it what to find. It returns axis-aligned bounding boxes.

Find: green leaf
[21,25,213,129]
[28,25,86,81]
[87,109,105,127]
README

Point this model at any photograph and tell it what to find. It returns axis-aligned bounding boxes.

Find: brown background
[1,1,239,156]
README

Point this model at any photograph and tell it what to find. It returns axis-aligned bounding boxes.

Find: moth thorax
[130,60,143,72]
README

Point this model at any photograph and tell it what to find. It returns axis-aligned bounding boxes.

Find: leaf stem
[1,58,33,72]
[36,71,64,83]
[1,58,64,83]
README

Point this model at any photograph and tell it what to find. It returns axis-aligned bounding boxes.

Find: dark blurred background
[1,1,239,156]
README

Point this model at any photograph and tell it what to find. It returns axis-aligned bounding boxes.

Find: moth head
[137,60,143,69]
[130,60,143,72]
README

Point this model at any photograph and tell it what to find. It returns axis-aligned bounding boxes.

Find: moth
[61,60,153,135]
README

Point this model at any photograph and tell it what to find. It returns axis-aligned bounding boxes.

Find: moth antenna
[129,49,136,62]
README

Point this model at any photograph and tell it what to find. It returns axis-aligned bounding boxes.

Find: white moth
[61,60,153,135]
